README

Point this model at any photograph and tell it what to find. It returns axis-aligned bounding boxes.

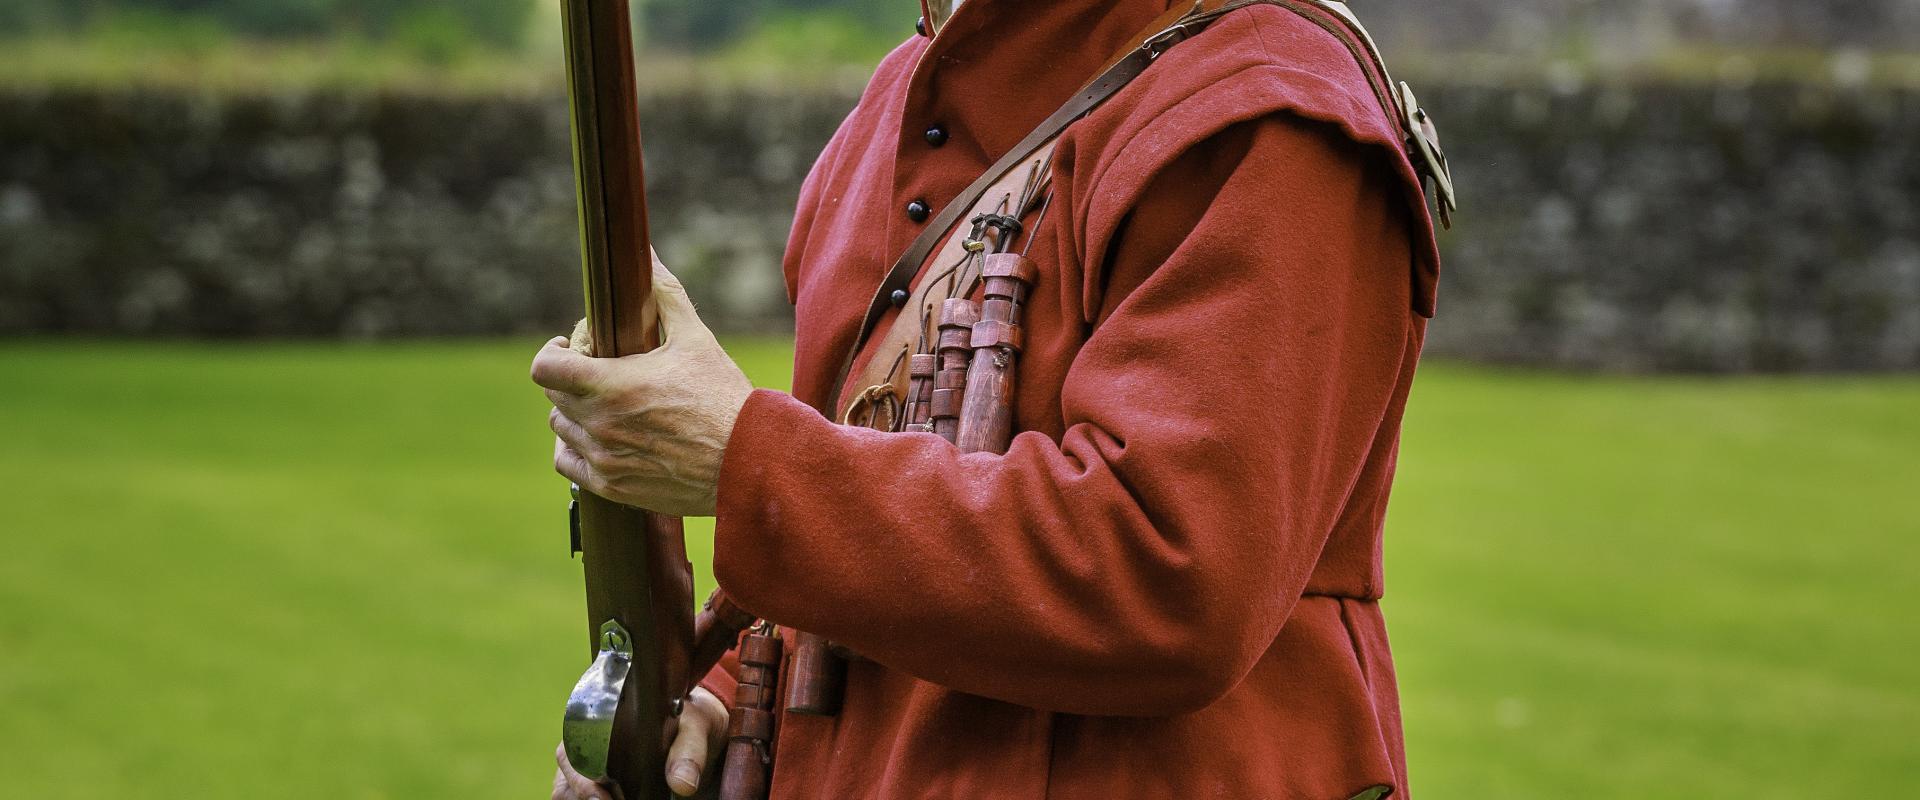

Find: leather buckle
[1144,6,1207,59]
[1398,81,1457,228]
[1143,25,1194,58]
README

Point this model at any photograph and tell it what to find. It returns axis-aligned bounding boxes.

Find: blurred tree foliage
[0,1,86,33]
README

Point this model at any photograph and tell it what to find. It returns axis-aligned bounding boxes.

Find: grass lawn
[0,340,1914,798]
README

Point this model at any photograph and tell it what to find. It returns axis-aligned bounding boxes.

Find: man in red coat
[537,0,1446,797]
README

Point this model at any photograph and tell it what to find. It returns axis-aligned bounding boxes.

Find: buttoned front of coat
[699,1,1444,797]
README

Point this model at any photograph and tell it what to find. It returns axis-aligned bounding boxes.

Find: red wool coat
[699,1,1443,797]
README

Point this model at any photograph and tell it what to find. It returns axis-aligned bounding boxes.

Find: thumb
[649,250,705,348]
[664,688,726,797]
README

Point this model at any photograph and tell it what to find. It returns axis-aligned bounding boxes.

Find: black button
[906,200,931,222]
[924,125,949,147]
[916,16,929,37]
[890,289,910,308]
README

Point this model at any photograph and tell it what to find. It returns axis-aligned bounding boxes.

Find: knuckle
[674,710,706,740]
[694,687,728,718]
[603,376,642,401]
[574,411,606,437]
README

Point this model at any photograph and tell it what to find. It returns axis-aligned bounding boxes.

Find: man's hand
[552,686,731,799]
[532,255,754,517]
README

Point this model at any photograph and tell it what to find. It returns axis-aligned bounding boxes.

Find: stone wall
[1364,0,1920,56]
[0,84,830,338]
[2,79,1916,371]
[1424,81,1919,371]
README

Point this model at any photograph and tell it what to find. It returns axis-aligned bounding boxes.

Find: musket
[557,3,695,798]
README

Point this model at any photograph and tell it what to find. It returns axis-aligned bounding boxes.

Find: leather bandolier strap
[829,0,1457,418]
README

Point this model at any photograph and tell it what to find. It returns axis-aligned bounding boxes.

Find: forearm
[716,391,1276,715]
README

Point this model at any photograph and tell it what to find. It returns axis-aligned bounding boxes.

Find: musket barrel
[564,0,657,357]
[560,3,693,799]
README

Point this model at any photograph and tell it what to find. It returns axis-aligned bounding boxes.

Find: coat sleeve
[712,114,1416,717]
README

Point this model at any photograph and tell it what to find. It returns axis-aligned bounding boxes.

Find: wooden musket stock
[560,3,694,798]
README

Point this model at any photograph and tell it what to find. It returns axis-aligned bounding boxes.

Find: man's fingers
[663,687,730,797]
[554,744,618,800]
[531,339,605,396]
[690,687,730,752]
[545,387,588,419]
[571,773,617,800]
[550,408,603,465]
[650,257,705,348]
[664,698,716,797]
[565,772,616,800]
[554,439,598,493]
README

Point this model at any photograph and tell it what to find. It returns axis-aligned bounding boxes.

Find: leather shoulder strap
[831,0,1455,410]
[829,4,1200,409]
